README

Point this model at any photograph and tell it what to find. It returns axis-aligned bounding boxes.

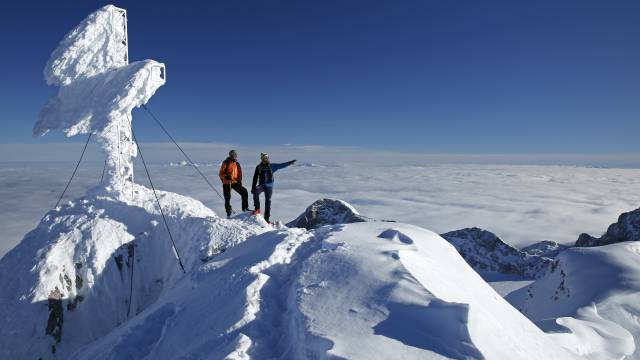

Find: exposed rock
[46,287,64,344]
[114,254,124,271]
[287,199,367,230]
[75,274,83,290]
[521,240,568,258]
[63,274,72,292]
[575,207,640,247]
[520,240,569,277]
[67,295,84,311]
[441,229,565,279]
[441,227,525,277]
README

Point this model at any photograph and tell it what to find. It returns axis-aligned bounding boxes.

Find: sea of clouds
[1,142,639,258]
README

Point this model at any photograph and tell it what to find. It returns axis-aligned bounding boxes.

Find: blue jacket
[252,161,294,189]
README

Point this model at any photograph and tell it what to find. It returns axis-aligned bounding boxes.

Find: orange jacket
[219,158,243,184]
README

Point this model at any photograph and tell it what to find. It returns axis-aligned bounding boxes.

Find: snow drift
[64,221,575,360]
[508,242,640,359]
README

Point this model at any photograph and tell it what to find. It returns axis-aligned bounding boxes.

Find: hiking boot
[251,209,261,216]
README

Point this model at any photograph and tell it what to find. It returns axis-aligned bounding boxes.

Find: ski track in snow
[2,161,640,259]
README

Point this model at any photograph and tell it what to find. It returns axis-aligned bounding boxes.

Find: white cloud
[1,143,640,259]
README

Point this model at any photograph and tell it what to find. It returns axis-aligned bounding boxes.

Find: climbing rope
[140,104,227,206]
[53,133,93,209]
[132,129,186,274]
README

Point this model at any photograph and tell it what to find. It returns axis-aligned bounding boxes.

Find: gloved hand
[290,160,297,165]
[251,188,256,194]
[224,175,231,180]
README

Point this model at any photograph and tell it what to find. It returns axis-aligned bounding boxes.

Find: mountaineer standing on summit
[251,153,296,223]
[219,150,249,218]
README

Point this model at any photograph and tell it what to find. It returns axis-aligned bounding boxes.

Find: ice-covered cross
[34,5,166,195]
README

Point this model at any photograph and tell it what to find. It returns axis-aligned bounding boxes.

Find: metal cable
[141,104,227,205]
[54,133,92,209]
[132,129,186,273]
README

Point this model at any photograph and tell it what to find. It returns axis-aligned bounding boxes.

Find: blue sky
[1,0,639,153]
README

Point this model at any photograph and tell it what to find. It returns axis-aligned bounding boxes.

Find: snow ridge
[62,218,578,359]
[507,242,640,359]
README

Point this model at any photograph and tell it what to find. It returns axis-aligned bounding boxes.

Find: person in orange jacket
[219,149,249,217]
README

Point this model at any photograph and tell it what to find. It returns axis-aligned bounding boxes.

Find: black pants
[253,185,273,221]
[223,182,249,216]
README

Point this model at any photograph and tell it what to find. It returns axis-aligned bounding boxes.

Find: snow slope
[507,242,640,359]
[0,184,268,359]
[66,220,575,359]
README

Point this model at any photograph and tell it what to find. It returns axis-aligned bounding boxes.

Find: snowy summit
[0,5,639,360]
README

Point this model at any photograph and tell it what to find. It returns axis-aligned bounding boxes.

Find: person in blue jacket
[251,153,296,223]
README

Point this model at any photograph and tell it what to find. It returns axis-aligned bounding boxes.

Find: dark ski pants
[253,185,273,221]
[223,182,249,216]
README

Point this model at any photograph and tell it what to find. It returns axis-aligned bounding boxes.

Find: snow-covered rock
[575,207,640,247]
[507,242,640,359]
[287,198,367,229]
[521,240,568,258]
[441,227,525,276]
[441,228,563,280]
[0,185,267,359]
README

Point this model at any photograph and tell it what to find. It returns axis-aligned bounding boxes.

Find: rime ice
[34,5,165,194]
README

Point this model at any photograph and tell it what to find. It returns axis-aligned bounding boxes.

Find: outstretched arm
[271,160,297,172]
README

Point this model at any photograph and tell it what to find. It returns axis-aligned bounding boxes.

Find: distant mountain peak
[441,228,563,280]
[575,207,640,247]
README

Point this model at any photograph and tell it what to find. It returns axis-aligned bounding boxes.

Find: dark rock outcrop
[46,287,64,345]
[288,199,367,230]
[575,207,640,247]
[441,228,526,276]
[441,228,565,279]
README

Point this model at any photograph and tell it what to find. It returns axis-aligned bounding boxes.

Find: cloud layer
[1,144,639,258]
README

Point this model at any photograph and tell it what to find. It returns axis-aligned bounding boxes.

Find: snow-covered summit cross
[34,5,166,196]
